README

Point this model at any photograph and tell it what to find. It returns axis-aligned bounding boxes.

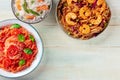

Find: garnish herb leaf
[19,59,25,66]
[18,34,25,42]
[31,0,35,4]
[22,0,40,16]
[28,9,40,16]
[10,24,21,29]
[24,48,33,54]
[16,13,19,16]
[104,22,108,27]
[23,0,29,13]
[29,34,35,42]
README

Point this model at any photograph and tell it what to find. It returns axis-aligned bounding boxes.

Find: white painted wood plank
[0,0,120,80]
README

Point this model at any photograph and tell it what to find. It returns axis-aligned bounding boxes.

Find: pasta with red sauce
[0,24,38,73]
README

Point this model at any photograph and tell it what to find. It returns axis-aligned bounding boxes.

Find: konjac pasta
[57,0,111,40]
[12,0,51,23]
[0,24,38,73]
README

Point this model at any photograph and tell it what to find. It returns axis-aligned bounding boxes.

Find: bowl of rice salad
[11,0,52,24]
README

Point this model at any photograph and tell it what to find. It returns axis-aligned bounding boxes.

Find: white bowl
[0,19,43,78]
[11,0,52,24]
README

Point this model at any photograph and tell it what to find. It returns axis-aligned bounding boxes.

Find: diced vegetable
[19,59,25,66]
[24,48,33,54]
[16,4,21,11]
[16,13,19,16]
[18,34,25,42]
[92,0,97,8]
[67,32,71,35]
[88,3,92,7]
[29,34,35,42]
[10,24,21,29]
[31,0,35,4]
[16,0,21,11]
[89,24,93,27]
[40,11,43,14]
[76,18,79,22]
[104,22,108,27]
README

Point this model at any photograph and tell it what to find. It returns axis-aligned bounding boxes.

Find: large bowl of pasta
[0,19,43,78]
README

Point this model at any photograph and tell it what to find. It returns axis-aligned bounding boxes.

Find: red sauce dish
[0,19,43,78]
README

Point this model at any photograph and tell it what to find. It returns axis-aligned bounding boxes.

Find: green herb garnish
[24,48,33,54]
[104,22,108,27]
[29,34,35,42]
[10,24,21,29]
[16,13,19,16]
[18,34,25,42]
[19,59,25,66]
[22,0,40,16]
[23,0,29,13]
[28,9,40,16]
[31,0,35,4]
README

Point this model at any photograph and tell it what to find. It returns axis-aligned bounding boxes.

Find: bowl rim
[11,0,53,24]
[0,19,44,78]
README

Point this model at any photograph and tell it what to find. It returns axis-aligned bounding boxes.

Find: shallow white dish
[0,19,43,78]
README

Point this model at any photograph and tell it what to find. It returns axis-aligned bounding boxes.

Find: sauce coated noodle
[0,24,38,73]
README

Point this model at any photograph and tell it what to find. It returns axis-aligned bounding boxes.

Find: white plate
[0,19,43,78]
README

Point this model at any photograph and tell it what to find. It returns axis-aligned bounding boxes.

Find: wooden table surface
[0,0,120,80]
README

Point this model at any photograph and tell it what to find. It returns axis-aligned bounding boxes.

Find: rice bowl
[11,0,52,24]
